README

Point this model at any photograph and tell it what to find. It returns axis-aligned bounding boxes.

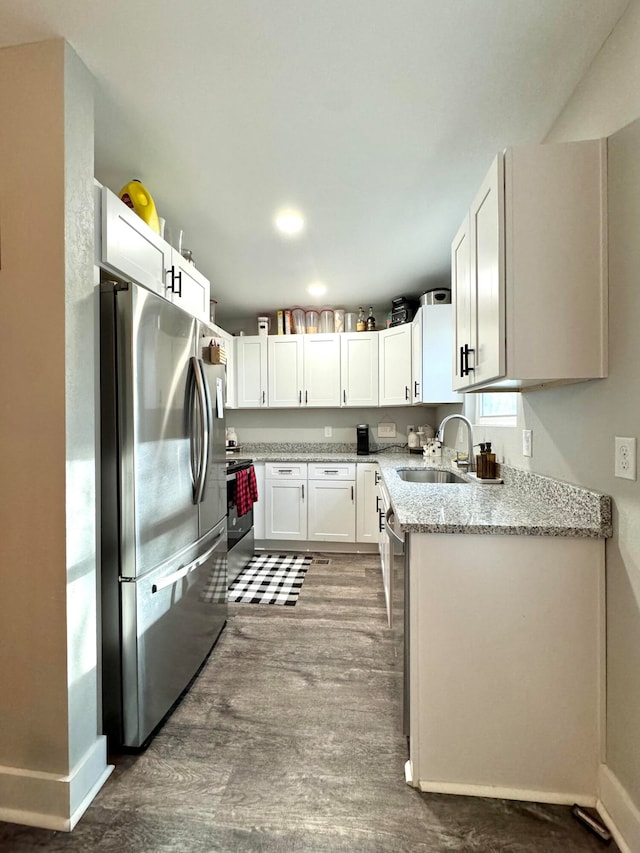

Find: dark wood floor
[0,553,617,852]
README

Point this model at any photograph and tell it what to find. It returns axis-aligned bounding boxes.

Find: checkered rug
[228,553,311,606]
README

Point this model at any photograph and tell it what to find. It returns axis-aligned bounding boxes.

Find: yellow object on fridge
[118,179,160,234]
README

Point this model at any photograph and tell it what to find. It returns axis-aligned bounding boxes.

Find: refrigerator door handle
[151,528,224,593]
[196,357,212,502]
[189,356,208,505]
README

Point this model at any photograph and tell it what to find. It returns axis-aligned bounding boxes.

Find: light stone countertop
[242,447,612,538]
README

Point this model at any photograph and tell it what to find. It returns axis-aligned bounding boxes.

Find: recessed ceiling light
[307,281,327,297]
[274,209,305,236]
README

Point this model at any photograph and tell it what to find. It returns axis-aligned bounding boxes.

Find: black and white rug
[228,553,311,606]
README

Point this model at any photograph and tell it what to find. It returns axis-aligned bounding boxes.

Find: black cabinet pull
[405,385,410,401]
[461,344,475,377]
[262,391,266,404]
[374,471,380,485]
[378,509,384,533]
[168,266,182,297]
[305,390,308,404]
[343,390,346,404]
[351,485,354,501]
[414,380,419,398]
[376,495,381,511]
[299,390,302,404]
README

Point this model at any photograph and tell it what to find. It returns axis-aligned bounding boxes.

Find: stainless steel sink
[397,468,468,484]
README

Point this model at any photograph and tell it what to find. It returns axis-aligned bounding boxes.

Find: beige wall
[465,0,640,814]
[0,39,107,828]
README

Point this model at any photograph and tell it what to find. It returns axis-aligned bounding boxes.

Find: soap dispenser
[485,442,496,479]
[475,443,487,479]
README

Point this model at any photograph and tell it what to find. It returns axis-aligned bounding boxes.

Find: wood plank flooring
[0,553,617,851]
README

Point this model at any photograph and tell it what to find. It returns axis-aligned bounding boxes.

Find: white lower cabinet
[356,463,380,543]
[258,461,374,545]
[307,463,356,543]
[264,463,307,540]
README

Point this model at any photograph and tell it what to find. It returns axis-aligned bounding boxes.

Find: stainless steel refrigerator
[100,280,227,749]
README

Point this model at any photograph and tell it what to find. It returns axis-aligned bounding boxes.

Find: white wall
[0,40,109,831]
[459,0,640,838]
[230,405,439,448]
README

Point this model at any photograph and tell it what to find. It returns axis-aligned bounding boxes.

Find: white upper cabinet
[378,325,412,406]
[100,187,210,323]
[235,335,268,408]
[453,140,608,391]
[205,324,236,408]
[303,335,341,407]
[340,333,379,407]
[101,187,171,296]
[165,249,209,323]
[421,304,460,404]
[268,335,304,407]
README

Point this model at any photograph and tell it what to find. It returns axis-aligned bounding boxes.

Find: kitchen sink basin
[397,468,468,484]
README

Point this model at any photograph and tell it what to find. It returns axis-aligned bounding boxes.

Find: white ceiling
[0,0,629,323]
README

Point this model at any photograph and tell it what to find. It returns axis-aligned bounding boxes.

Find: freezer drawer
[118,521,227,748]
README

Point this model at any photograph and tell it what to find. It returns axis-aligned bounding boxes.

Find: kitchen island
[246,445,612,807]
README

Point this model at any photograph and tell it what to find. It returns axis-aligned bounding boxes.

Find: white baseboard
[597,764,640,853]
[0,736,113,831]
[417,779,596,807]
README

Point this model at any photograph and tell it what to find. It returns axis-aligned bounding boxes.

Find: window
[475,393,518,427]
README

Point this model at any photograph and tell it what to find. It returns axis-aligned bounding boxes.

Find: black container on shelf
[389,296,417,326]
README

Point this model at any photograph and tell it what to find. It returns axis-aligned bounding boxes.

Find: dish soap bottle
[366,306,376,331]
[407,426,420,452]
[356,307,366,332]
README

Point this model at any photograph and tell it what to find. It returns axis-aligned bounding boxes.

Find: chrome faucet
[436,414,476,472]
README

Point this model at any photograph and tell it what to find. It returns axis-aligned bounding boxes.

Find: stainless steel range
[226,458,255,585]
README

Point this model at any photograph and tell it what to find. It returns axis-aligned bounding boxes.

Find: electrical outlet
[324,426,332,438]
[615,436,637,480]
[522,429,532,457]
[378,423,396,438]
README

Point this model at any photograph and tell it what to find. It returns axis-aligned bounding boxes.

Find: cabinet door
[166,250,210,323]
[378,325,412,406]
[307,480,355,543]
[451,215,473,391]
[203,325,235,408]
[356,464,379,543]
[235,336,267,408]
[303,335,341,407]
[340,333,378,407]
[268,336,304,407]
[411,309,423,404]
[101,188,170,296]
[253,463,266,541]
[265,479,307,540]
[422,304,460,403]
[469,155,505,386]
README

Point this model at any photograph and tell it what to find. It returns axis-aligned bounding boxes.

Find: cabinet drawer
[308,463,356,480]
[265,462,308,479]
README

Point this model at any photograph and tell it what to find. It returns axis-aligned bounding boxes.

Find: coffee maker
[356,424,370,456]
